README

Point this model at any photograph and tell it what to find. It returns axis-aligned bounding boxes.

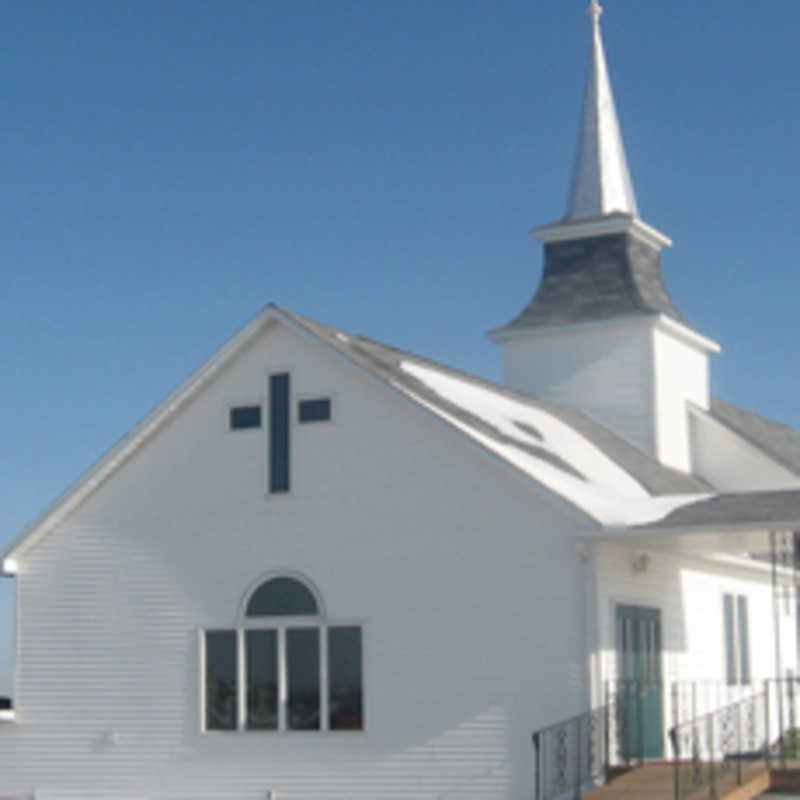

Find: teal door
[616,604,663,760]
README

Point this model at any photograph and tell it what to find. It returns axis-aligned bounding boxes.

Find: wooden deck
[580,762,773,800]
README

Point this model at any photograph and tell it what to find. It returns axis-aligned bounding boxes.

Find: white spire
[566,0,639,220]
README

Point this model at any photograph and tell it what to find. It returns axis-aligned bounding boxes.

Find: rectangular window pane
[230,405,262,430]
[269,373,290,493]
[287,628,320,730]
[738,595,750,685]
[246,630,278,730]
[298,398,331,423]
[723,594,736,685]
[328,626,363,730]
[205,630,237,731]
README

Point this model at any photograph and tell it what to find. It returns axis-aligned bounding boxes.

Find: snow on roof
[398,361,709,527]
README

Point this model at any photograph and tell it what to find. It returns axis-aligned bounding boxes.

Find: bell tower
[490,0,719,473]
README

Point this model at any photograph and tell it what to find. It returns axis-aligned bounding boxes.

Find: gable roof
[709,397,800,478]
[6,304,800,567]
[279,308,707,502]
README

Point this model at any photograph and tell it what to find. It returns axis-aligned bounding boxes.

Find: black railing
[668,689,768,800]
[670,679,755,726]
[532,707,607,800]
[532,678,797,800]
[766,677,800,765]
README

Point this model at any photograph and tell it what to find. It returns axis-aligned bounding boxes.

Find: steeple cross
[588,0,603,24]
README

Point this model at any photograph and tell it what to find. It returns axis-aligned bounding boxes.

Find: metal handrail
[532,678,798,800]
[668,689,768,800]
[533,706,607,800]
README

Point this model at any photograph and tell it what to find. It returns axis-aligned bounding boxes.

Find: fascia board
[531,215,673,250]
[2,305,286,564]
[655,315,720,354]
[1,558,18,577]
[595,518,800,538]
[709,553,796,579]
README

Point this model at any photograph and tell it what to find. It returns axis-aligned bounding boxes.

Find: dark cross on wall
[229,372,332,493]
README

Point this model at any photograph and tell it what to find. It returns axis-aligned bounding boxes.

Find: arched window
[246,576,319,617]
[204,573,363,733]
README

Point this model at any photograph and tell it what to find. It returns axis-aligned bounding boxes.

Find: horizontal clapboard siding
[0,323,590,800]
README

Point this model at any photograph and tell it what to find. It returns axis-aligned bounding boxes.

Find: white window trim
[723,592,751,686]
[201,573,364,734]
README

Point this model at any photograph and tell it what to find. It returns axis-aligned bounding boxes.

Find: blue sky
[1,0,799,692]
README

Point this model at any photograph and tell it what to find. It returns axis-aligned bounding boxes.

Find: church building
[2,2,800,799]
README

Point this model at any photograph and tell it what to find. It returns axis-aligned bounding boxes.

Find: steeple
[490,1,720,473]
[493,0,676,336]
[566,0,638,220]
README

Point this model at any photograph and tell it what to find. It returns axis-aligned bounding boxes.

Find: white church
[2,2,800,799]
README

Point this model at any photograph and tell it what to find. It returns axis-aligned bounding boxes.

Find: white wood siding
[595,541,797,729]
[0,322,591,800]
[652,329,709,473]
[501,321,656,456]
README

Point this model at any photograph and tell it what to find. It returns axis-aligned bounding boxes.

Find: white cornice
[656,315,721,354]
[489,311,652,343]
[489,310,718,351]
[531,214,673,250]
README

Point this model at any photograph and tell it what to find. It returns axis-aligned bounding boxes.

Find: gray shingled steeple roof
[498,226,684,331]
[493,3,680,337]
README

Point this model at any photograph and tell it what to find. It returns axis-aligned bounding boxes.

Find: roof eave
[618,518,800,537]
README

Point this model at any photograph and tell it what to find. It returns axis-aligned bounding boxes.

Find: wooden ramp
[580,762,772,800]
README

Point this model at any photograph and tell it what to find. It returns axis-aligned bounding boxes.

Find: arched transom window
[204,575,363,732]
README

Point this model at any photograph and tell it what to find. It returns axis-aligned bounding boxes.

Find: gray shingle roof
[633,490,800,530]
[709,397,800,478]
[496,226,684,333]
[281,306,707,497]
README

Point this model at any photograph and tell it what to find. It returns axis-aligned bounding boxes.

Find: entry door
[615,604,663,759]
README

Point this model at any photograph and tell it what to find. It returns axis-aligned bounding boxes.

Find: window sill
[201,728,366,736]
[0,710,16,723]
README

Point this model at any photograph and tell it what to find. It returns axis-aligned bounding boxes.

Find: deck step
[580,763,778,800]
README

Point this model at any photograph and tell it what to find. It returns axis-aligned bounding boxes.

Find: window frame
[723,592,751,686]
[200,573,365,734]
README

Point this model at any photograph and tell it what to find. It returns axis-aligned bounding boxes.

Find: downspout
[771,530,785,754]
[772,530,784,681]
[578,541,600,708]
